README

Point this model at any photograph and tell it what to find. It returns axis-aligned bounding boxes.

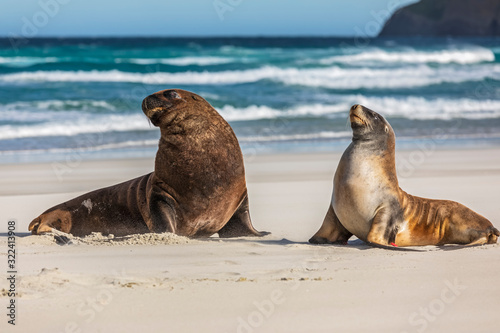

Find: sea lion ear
[385,126,389,133]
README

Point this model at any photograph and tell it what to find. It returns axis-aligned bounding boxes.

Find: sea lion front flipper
[366,207,399,247]
[309,205,352,244]
[218,194,269,238]
[147,187,177,234]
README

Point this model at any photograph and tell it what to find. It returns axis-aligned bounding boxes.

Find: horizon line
[0,35,490,40]
[0,34,364,39]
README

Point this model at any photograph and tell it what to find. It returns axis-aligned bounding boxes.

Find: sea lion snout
[349,104,367,126]
[142,90,185,125]
[349,105,391,134]
[350,104,373,117]
[142,94,172,113]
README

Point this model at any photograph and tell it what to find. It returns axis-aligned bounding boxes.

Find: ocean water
[0,37,499,163]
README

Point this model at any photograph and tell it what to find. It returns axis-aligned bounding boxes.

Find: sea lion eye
[163,90,182,99]
[192,95,199,101]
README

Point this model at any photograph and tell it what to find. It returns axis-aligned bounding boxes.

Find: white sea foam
[348,95,500,120]
[0,68,274,85]
[1,95,499,142]
[0,55,238,68]
[117,56,235,66]
[0,114,151,140]
[151,56,234,66]
[0,140,159,156]
[2,65,499,89]
[0,100,116,122]
[224,96,500,121]
[276,65,500,89]
[1,99,115,111]
[318,48,496,65]
[219,103,347,121]
[0,103,345,139]
[239,131,352,143]
[0,56,60,67]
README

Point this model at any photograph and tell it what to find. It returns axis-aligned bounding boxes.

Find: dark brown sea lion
[310,105,499,247]
[29,89,268,238]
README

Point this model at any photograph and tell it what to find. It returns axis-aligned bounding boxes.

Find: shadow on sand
[1,232,489,252]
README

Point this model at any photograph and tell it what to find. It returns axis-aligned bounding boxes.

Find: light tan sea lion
[310,105,499,247]
[29,89,268,238]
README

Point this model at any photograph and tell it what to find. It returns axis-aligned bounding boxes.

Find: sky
[1,0,418,37]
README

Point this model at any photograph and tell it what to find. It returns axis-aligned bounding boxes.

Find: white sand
[1,148,500,332]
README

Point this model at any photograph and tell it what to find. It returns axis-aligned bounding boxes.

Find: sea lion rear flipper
[487,227,499,244]
[462,226,499,246]
[28,209,72,235]
[218,194,269,238]
[309,205,352,245]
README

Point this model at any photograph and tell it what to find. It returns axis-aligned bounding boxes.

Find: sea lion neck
[350,130,398,185]
[351,134,394,156]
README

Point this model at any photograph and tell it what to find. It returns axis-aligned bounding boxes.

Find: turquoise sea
[0,37,499,163]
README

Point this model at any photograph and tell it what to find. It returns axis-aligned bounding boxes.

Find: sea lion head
[141,89,212,127]
[349,104,395,146]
